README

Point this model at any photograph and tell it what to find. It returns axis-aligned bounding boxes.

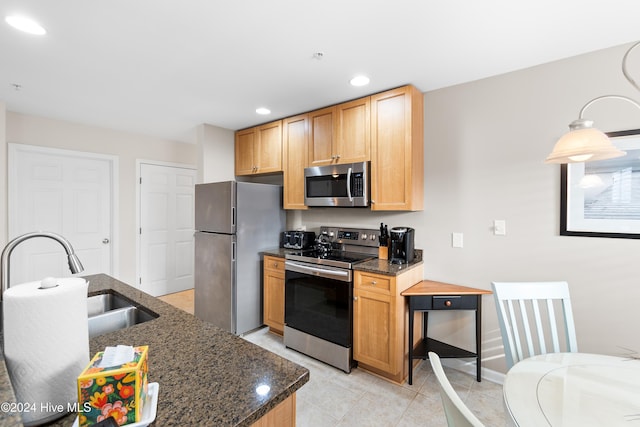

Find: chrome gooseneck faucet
[1,231,84,298]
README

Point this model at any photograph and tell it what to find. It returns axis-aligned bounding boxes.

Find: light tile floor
[159,290,508,426]
[243,327,508,427]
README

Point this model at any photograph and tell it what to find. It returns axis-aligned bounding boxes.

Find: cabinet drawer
[264,256,285,272]
[355,273,392,294]
[410,295,478,310]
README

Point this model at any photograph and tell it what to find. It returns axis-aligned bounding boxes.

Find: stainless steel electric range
[283,226,379,373]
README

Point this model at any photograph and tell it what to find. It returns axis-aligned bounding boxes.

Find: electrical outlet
[452,232,463,248]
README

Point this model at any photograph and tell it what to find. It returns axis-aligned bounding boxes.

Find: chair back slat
[546,298,561,352]
[503,300,522,365]
[491,281,578,369]
[531,298,547,354]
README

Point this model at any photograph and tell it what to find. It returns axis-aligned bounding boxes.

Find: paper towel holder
[0,231,84,299]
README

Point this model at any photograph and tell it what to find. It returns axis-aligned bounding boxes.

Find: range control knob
[361,233,367,240]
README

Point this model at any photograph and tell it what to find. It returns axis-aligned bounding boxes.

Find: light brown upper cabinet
[308,97,370,167]
[370,86,424,211]
[282,114,309,210]
[235,120,283,175]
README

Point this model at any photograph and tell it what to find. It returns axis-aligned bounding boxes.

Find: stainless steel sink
[87,293,157,337]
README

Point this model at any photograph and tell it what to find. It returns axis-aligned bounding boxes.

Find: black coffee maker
[388,227,415,264]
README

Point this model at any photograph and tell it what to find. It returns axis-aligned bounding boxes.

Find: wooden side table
[401,280,492,385]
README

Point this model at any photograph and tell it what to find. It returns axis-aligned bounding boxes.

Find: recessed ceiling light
[256,107,271,115]
[350,75,370,87]
[5,15,46,35]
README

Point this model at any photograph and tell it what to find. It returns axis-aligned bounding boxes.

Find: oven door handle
[285,260,351,282]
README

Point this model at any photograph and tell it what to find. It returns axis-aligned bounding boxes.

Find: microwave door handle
[346,167,353,202]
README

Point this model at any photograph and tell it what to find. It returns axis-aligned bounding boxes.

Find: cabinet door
[308,106,337,166]
[235,128,257,175]
[283,114,309,210]
[353,287,396,373]
[335,96,370,164]
[256,120,283,173]
[370,85,424,211]
[263,257,285,334]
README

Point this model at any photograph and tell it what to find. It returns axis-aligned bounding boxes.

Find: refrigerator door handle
[232,241,236,262]
[232,206,236,230]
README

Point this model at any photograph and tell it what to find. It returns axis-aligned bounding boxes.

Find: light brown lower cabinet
[263,256,285,335]
[353,265,424,383]
[251,393,296,427]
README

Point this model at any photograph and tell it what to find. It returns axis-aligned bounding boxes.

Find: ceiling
[2,0,640,144]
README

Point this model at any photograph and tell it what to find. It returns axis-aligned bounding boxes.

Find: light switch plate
[452,232,463,248]
[494,220,506,236]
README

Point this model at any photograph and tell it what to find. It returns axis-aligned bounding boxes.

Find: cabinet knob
[445,300,452,307]
[331,155,336,160]
[353,296,358,301]
[273,262,278,268]
[335,154,341,160]
[371,280,377,286]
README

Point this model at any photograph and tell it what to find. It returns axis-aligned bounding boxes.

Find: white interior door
[8,144,116,285]
[139,162,196,296]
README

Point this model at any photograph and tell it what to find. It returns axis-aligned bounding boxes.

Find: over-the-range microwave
[304,161,369,207]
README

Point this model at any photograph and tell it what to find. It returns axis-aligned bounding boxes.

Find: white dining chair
[428,351,485,427]
[491,281,578,369]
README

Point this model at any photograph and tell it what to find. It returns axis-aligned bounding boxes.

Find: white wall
[298,42,640,374]
[2,113,197,284]
[196,123,235,183]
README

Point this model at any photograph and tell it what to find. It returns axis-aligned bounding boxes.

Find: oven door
[284,260,353,347]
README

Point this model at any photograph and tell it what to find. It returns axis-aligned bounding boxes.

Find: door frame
[8,143,120,277]
[135,159,197,289]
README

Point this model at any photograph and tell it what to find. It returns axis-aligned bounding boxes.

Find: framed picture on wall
[561,129,640,239]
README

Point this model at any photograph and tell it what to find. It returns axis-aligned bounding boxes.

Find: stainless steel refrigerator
[194,181,285,335]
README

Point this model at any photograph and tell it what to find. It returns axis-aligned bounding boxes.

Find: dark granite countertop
[261,248,424,276]
[353,249,423,276]
[1,274,309,427]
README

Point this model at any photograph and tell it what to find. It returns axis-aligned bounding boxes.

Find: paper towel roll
[3,277,89,426]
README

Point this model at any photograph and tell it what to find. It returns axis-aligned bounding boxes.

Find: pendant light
[545,41,640,164]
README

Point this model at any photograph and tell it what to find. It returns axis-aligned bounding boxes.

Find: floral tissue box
[77,345,148,426]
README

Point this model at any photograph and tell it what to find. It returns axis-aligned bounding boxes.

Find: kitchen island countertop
[0,274,309,426]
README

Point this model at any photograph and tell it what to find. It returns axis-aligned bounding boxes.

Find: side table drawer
[433,295,477,310]
[410,295,478,310]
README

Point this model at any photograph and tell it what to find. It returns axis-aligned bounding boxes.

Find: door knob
[102,238,110,244]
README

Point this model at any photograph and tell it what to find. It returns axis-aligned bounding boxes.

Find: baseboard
[440,358,505,385]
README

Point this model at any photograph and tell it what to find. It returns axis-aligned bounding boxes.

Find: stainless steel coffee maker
[388,227,415,264]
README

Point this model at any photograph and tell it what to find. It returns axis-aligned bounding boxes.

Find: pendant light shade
[545,119,626,163]
[545,41,640,164]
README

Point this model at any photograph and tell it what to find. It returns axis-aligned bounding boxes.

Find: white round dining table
[503,352,640,427]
